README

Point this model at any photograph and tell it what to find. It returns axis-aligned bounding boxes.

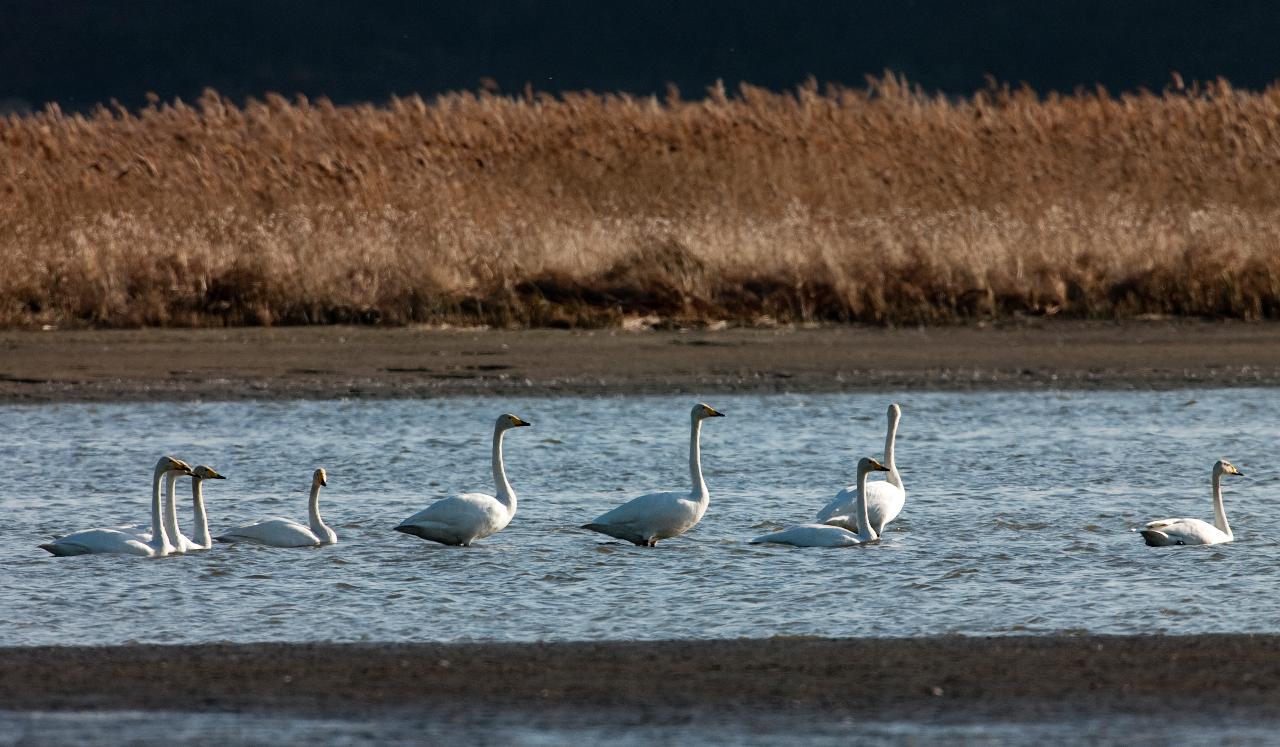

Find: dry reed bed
[3,76,1280,328]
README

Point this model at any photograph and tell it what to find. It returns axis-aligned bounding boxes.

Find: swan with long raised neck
[816,403,905,535]
[215,468,334,547]
[582,403,725,547]
[752,457,889,547]
[1139,459,1243,547]
[395,414,532,546]
[40,456,194,557]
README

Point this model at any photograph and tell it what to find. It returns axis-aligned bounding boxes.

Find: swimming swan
[582,403,725,547]
[182,465,226,550]
[1139,459,1244,547]
[752,457,889,547]
[40,456,194,557]
[394,414,532,546]
[815,403,905,535]
[215,468,334,547]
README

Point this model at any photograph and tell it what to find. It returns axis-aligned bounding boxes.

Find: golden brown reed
[3,75,1280,328]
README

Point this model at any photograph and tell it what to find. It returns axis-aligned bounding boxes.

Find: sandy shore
[2,635,1278,724]
[2,320,1280,403]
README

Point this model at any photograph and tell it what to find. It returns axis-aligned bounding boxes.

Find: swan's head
[314,468,329,487]
[1215,459,1244,477]
[692,403,725,421]
[497,413,532,430]
[193,465,226,481]
[857,457,890,474]
[156,456,195,476]
[888,403,901,422]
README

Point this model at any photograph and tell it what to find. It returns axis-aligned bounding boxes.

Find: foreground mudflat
[2,320,1280,403]
[2,636,1278,728]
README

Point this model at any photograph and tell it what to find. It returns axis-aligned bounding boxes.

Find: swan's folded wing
[216,518,320,546]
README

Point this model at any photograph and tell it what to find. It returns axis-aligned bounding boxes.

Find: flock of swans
[38,401,1245,556]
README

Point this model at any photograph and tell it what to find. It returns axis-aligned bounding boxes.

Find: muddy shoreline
[2,320,1280,403]
[2,635,1278,723]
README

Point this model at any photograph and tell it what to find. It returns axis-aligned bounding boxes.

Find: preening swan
[816,403,905,535]
[40,456,194,557]
[582,403,725,547]
[395,414,531,546]
[215,468,334,547]
[752,457,889,547]
[1139,459,1244,547]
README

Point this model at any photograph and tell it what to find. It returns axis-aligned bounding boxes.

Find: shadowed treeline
[4,77,1280,328]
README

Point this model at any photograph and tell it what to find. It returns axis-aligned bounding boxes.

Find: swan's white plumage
[582,403,724,547]
[41,528,157,557]
[753,457,888,547]
[395,414,531,546]
[750,523,867,547]
[216,468,333,548]
[816,403,905,535]
[40,456,194,557]
[1139,459,1242,547]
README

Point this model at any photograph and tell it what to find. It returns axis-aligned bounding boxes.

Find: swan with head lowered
[395,414,532,546]
[752,457,889,547]
[40,456,194,557]
[815,403,905,535]
[215,468,334,548]
[1139,459,1244,547]
[582,403,725,547]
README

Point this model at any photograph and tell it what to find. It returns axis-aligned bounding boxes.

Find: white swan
[395,414,531,546]
[752,457,889,547]
[582,403,725,546]
[40,456,194,557]
[816,403,905,535]
[183,465,226,550]
[215,468,334,547]
[1139,459,1244,547]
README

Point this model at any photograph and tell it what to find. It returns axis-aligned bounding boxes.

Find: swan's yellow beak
[1230,465,1244,476]
[705,407,725,418]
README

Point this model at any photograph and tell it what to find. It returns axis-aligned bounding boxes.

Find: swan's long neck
[492,425,516,513]
[884,414,902,491]
[307,480,335,544]
[191,478,212,549]
[149,467,172,555]
[856,466,879,542]
[689,416,709,503]
[163,473,183,548]
[1212,469,1232,538]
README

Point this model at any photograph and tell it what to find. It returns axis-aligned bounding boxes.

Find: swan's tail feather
[394,523,464,546]
[1139,529,1172,547]
[39,542,83,556]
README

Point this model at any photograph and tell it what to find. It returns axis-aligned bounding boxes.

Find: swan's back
[583,490,701,544]
[1139,518,1230,547]
[216,518,321,548]
[40,528,155,557]
[817,481,905,533]
[750,524,865,547]
[395,493,511,546]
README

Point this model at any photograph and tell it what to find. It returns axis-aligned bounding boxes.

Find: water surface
[3,389,1278,646]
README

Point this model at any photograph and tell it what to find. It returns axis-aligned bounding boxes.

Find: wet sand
[2,320,1280,402]
[2,636,1278,727]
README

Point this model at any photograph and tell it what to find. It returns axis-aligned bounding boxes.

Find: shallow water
[3,389,1279,646]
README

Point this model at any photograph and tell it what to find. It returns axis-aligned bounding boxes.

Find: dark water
[3,390,1279,646]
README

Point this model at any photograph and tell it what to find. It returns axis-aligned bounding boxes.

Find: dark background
[4,0,1280,112]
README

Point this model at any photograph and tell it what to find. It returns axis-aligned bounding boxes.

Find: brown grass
[4,75,1280,328]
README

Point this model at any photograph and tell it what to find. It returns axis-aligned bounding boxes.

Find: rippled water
[3,389,1279,646]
